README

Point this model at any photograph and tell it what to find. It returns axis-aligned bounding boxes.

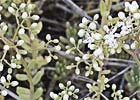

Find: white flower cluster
[111,84,130,100]
[69,1,140,76]
[50,81,79,100]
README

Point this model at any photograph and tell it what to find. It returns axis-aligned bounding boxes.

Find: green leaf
[16,74,28,81]
[33,87,43,100]
[32,71,43,85]
[16,87,31,100]
[100,0,108,17]
[19,34,30,44]
[31,22,43,35]
[59,36,69,44]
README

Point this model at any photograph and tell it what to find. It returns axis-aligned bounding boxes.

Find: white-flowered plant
[0,1,61,100]
[50,81,79,100]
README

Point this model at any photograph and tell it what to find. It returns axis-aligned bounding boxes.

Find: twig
[108,66,131,82]
[129,91,140,98]
[56,3,73,14]
[38,0,46,10]
[63,0,92,20]
[72,75,96,84]
[0,85,22,100]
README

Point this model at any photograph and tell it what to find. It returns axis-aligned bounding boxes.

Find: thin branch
[63,0,92,20]
[108,66,131,82]
[0,85,22,100]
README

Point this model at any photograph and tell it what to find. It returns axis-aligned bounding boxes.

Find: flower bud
[22,12,28,19]
[17,40,24,46]
[0,63,3,71]
[78,29,85,37]
[89,22,96,30]
[20,3,26,9]
[118,12,125,20]
[32,15,40,20]
[69,37,75,45]
[1,90,7,96]
[8,7,15,13]
[11,81,19,87]
[59,83,65,89]
[46,34,51,41]
[112,84,116,90]
[3,45,10,51]
[18,28,25,34]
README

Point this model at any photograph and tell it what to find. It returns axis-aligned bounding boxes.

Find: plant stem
[21,59,34,99]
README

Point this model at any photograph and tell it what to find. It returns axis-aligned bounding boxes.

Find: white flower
[78,29,85,37]
[123,97,130,100]
[75,68,80,75]
[94,14,99,20]
[86,83,92,89]
[3,45,10,51]
[1,76,6,84]
[27,4,33,10]
[93,60,101,71]
[31,23,38,28]
[54,45,61,51]
[16,53,21,60]
[46,34,51,41]
[2,25,8,31]
[11,81,19,87]
[8,7,15,13]
[82,54,89,60]
[112,84,116,90]
[123,44,130,50]
[69,86,75,91]
[20,3,26,9]
[88,43,96,50]
[129,1,139,13]
[88,22,96,30]
[7,74,12,81]
[63,94,69,100]
[46,56,52,63]
[69,37,75,44]
[50,92,58,99]
[11,63,16,68]
[104,78,109,83]
[79,23,84,28]
[18,28,25,34]
[53,39,59,43]
[133,13,140,19]
[32,15,40,20]
[1,90,8,96]
[131,42,136,49]
[103,25,109,33]
[11,3,16,8]
[75,57,81,61]
[110,49,115,54]
[22,12,28,19]
[0,63,3,71]
[59,83,65,89]
[17,40,24,46]
[93,48,103,57]
[93,33,102,40]
[67,81,71,86]
[0,6,3,11]
[82,17,89,24]
[125,2,130,8]
[118,12,125,20]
